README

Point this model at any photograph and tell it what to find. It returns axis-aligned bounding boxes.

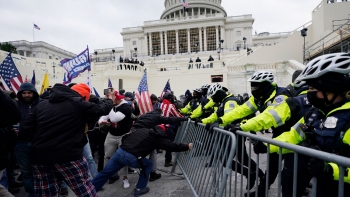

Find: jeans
[0,169,8,189]
[165,128,175,163]
[92,148,152,191]
[83,141,98,178]
[0,169,13,197]
[14,142,34,197]
[149,150,157,172]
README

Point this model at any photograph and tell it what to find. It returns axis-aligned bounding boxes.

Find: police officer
[190,84,216,119]
[207,71,293,196]
[267,53,350,197]
[179,88,202,115]
[227,80,311,196]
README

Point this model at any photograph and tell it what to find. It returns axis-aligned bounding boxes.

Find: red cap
[114,90,124,100]
[157,125,166,132]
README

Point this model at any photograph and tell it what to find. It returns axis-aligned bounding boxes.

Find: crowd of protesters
[1,53,350,197]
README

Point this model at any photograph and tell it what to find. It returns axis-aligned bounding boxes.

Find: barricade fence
[169,121,350,197]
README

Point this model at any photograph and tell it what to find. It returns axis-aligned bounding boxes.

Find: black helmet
[163,92,175,103]
[124,92,135,100]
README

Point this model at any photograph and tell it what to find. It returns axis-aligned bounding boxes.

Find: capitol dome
[161,0,227,19]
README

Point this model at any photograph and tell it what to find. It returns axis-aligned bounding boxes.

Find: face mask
[251,89,262,98]
[307,91,325,110]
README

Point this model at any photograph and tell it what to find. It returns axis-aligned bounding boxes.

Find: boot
[245,171,257,190]
[245,185,266,197]
[149,172,161,181]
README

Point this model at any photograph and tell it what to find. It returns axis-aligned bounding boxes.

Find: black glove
[308,158,333,179]
[253,141,268,154]
[206,121,220,134]
[193,118,201,127]
[223,124,241,134]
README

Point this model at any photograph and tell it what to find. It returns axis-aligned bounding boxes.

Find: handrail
[307,19,350,50]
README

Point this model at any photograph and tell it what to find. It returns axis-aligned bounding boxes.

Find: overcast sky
[0,0,321,54]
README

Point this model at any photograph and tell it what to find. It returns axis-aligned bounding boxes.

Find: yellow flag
[40,73,49,95]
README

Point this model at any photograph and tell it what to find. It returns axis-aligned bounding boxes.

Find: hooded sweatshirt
[16,82,40,142]
[20,84,113,163]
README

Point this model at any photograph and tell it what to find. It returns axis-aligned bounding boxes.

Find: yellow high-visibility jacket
[190,98,216,119]
[220,84,289,126]
[202,94,239,125]
[240,90,308,132]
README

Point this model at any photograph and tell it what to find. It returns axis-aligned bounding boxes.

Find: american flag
[0,53,23,93]
[183,0,189,8]
[34,24,40,30]
[25,75,28,82]
[93,87,100,97]
[160,79,171,98]
[136,72,153,115]
[108,77,113,88]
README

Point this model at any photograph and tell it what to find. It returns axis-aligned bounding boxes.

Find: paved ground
[12,132,311,197]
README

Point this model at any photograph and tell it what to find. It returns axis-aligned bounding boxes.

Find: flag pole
[33,23,35,42]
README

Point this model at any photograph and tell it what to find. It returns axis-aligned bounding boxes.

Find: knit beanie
[71,83,90,101]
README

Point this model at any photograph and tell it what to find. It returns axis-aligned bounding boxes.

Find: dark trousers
[88,130,99,158]
[165,127,175,163]
[233,135,264,178]
[281,154,312,197]
[97,132,108,172]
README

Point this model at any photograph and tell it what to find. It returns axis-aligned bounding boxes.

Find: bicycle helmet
[207,83,223,97]
[201,84,211,89]
[248,71,274,83]
[293,80,306,88]
[296,53,350,82]
[193,87,202,93]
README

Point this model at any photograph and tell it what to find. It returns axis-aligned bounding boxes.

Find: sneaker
[109,175,120,184]
[123,179,130,189]
[60,187,68,196]
[149,172,161,181]
[134,187,150,197]
[128,167,137,174]
[164,161,173,167]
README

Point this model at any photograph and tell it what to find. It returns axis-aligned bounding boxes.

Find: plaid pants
[32,157,97,197]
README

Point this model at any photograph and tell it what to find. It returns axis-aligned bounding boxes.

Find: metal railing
[171,121,350,197]
[305,19,350,60]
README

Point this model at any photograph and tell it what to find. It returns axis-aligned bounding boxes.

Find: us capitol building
[2,0,350,96]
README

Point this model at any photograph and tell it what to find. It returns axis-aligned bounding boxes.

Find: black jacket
[21,84,113,164]
[122,109,188,158]
[0,89,21,170]
[16,82,40,142]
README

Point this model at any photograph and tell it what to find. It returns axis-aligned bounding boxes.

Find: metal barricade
[170,121,237,197]
[233,130,350,197]
[166,120,350,197]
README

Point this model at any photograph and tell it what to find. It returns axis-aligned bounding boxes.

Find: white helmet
[201,84,210,89]
[248,71,274,83]
[207,83,223,97]
[193,87,202,93]
[293,80,306,88]
[296,53,350,82]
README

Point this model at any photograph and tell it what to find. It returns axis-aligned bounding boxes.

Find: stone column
[164,31,168,55]
[199,28,202,51]
[216,26,219,49]
[144,33,148,56]
[204,8,207,15]
[176,30,179,54]
[221,26,225,48]
[149,33,153,56]
[23,51,27,57]
[160,32,164,55]
[187,28,191,53]
[191,8,194,16]
[204,27,207,51]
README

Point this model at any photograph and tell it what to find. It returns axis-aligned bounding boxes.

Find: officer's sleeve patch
[324,116,338,129]
[275,95,285,104]
[229,102,235,108]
